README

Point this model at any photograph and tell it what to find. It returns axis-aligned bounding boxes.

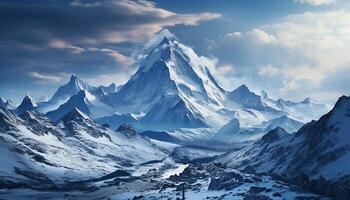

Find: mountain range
[2,34,329,134]
[1,31,349,199]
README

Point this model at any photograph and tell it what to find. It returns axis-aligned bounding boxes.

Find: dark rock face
[260,127,288,144]
[325,183,350,199]
[273,192,282,197]
[248,186,267,194]
[116,124,137,137]
[243,194,272,200]
[208,171,243,191]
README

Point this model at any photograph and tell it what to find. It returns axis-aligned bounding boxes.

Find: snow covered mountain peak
[260,127,289,144]
[108,33,227,129]
[48,74,94,104]
[301,97,317,104]
[333,95,350,109]
[227,84,263,109]
[0,97,15,109]
[61,107,90,123]
[15,95,37,115]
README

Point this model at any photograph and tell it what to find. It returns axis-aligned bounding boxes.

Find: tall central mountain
[15,31,329,134]
[107,37,228,129]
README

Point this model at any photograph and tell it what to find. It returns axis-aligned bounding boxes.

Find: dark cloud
[0,0,220,102]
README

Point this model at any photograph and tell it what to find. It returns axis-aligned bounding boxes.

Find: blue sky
[0,0,349,104]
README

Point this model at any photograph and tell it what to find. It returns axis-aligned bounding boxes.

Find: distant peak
[301,97,317,104]
[24,95,35,102]
[145,29,177,50]
[234,84,250,93]
[62,107,90,123]
[261,127,288,144]
[77,89,87,96]
[261,90,268,99]
[333,95,350,109]
[239,84,249,89]
[69,74,79,82]
[109,82,116,88]
[0,97,6,103]
[159,37,171,46]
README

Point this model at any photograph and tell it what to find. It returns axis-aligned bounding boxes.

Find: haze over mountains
[4,32,329,134]
[1,32,349,199]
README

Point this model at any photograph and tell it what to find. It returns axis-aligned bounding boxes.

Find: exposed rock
[326,183,350,199]
[208,171,243,191]
[248,186,267,194]
[243,194,272,200]
[116,123,137,137]
[308,176,328,194]
[273,192,282,197]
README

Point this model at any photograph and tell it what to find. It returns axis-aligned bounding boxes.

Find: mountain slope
[0,106,166,188]
[14,95,37,115]
[36,75,97,113]
[262,115,304,133]
[0,97,15,110]
[218,95,350,181]
[107,36,227,129]
[46,90,114,121]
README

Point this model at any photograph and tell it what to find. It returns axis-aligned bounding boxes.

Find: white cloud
[100,0,221,44]
[70,0,101,7]
[227,32,242,38]
[87,47,134,66]
[213,9,350,103]
[29,72,69,83]
[49,39,85,54]
[258,64,281,76]
[294,0,336,6]
[247,29,276,44]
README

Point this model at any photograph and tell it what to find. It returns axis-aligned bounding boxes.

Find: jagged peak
[22,95,37,106]
[108,82,116,88]
[333,95,350,110]
[300,97,318,104]
[68,74,88,87]
[70,74,77,81]
[0,97,6,103]
[261,90,269,99]
[260,127,289,144]
[145,29,177,49]
[232,84,251,93]
[61,107,90,123]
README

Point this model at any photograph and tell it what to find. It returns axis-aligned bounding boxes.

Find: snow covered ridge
[215,95,350,198]
[3,31,329,133]
[0,96,349,199]
[0,106,167,189]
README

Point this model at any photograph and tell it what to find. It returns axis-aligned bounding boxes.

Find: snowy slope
[0,106,166,187]
[14,95,37,115]
[36,75,97,113]
[218,95,350,181]
[262,95,330,123]
[0,97,15,110]
[14,30,330,135]
[107,36,228,129]
[46,90,115,121]
[262,115,304,133]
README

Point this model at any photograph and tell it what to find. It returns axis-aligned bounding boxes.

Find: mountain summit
[15,95,37,115]
[108,35,227,129]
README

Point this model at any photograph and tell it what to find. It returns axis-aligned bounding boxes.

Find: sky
[0,0,349,104]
